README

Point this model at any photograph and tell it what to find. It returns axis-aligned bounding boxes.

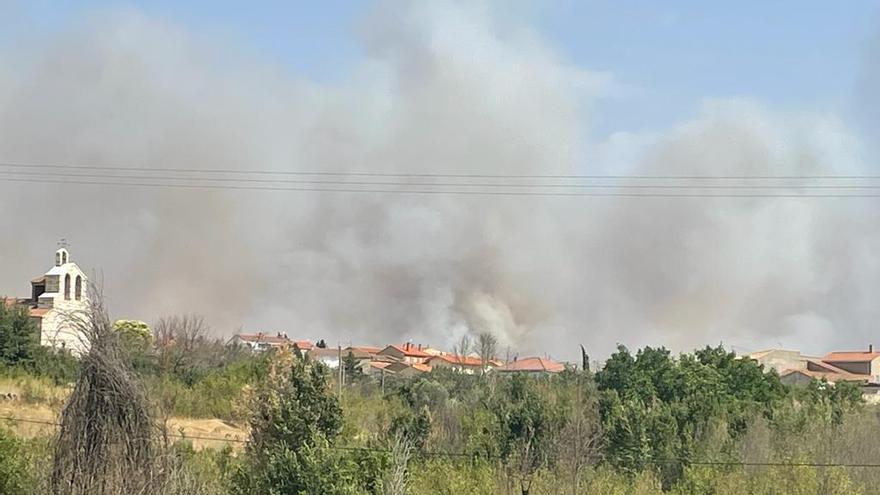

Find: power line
[3,414,880,467]
[3,176,880,198]
[3,161,880,180]
[4,170,880,190]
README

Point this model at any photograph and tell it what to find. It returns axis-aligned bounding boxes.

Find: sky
[6,1,878,134]
[2,1,880,361]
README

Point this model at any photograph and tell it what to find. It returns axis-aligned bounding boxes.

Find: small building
[231,333,313,353]
[343,346,381,360]
[495,356,565,374]
[383,361,431,377]
[377,343,432,365]
[425,354,491,374]
[308,347,341,368]
[822,347,880,383]
[5,248,90,356]
[749,347,879,399]
[748,349,808,374]
[780,362,869,387]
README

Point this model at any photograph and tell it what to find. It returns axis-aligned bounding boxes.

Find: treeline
[0,303,877,494]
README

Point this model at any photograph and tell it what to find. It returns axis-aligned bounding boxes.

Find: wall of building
[828,361,871,375]
[38,258,90,356]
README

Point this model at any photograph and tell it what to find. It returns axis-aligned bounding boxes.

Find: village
[6,247,880,402]
[3,247,567,376]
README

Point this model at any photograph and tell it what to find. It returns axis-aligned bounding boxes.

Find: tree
[153,314,209,380]
[342,351,363,382]
[580,345,589,372]
[493,374,561,495]
[233,357,385,494]
[453,334,472,360]
[0,303,38,366]
[554,371,602,494]
[477,332,498,375]
[113,320,152,353]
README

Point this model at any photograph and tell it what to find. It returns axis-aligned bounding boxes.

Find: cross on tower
[57,238,69,250]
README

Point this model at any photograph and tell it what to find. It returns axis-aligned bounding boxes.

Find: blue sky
[4,1,879,135]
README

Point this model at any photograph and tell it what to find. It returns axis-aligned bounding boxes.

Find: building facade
[27,248,90,355]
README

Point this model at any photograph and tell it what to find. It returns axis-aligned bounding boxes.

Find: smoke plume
[0,3,878,360]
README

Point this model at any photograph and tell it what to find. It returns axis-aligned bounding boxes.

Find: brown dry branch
[49,286,164,495]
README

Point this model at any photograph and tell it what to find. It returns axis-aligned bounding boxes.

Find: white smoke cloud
[0,3,877,360]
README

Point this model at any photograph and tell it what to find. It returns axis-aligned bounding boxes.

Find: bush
[0,427,47,494]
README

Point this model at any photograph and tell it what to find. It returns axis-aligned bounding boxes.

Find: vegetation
[0,302,878,493]
[0,303,78,384]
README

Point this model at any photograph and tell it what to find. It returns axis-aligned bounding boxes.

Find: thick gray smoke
[0,3,878,360]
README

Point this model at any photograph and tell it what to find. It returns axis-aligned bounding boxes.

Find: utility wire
[4,170,880,190]
[2,161,880,180]
[4,414,880,467]
[3,176,880,198]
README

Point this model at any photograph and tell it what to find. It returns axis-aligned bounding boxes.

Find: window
[64,274,71,300]
[75,276,82,301]
[62,252,68,264]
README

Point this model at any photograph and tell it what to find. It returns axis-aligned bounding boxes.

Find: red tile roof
[382,344,431,358]
[782,368,870,383]
[427,354,485,367]
[234,333,313,349]
[823,351,880,363]
[308,347,340,358]
[343,346,381,359]
[29,308,49,318]
[496,357,565,373]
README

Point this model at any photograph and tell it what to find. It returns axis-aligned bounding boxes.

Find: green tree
[493,374,561,495]
[0,303,38,367]
[0,427,41,494]
[343,351,363,382]
[233,358,385,494]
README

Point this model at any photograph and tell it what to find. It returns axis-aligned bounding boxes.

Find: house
[383,361,431,377]
[343,346,381,360]
[377,343,432,365]
[822,347,880,383]
[4,248,90,356]
[425,354,491,374]
[231,333,313,353]
[747,349,808,374]
[748,347,878,399]
[495,356,565,374]
[308,347,341,368]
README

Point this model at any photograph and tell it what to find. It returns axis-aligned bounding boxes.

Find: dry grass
[0,402,247,450]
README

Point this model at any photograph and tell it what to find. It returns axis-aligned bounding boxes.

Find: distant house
[4,248,90,356]
[308,347,341,368]
[364,359,398,377]
[426,354,491,374]
[748,349,808,374]
[822,348,880,383]
[748,347,879,400]
[383,361,431,377]
[343,346,381,360]
[231,333,313,353]
[495,357,565,374]
[377,343,432,365]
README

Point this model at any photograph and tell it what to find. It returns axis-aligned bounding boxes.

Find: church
[5,247,91,356]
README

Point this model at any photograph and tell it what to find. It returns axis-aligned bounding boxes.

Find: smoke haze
[1,3,878,360]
